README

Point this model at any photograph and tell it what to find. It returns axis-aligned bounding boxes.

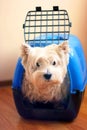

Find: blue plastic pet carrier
[12,6,87,121]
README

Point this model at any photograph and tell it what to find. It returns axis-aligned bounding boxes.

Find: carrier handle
[36,6,59,11]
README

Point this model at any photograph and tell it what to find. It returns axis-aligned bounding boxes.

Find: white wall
[0,0,87,81]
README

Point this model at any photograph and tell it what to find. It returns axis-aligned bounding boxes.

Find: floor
[0,86,87,130]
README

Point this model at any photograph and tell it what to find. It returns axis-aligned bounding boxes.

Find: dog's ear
[21,43,31,68]
[55,41,70,65]
[58,41,70,54]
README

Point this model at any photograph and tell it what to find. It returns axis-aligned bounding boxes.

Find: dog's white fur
[21,42,70,103]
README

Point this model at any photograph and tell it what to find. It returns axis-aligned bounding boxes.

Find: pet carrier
[12,6,87,121]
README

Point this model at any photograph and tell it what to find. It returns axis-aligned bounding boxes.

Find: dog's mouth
[36,78,61,90]
[33,79,57,90]
[45,79,61,86]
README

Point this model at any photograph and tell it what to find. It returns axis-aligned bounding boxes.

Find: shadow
[17,117,74,130]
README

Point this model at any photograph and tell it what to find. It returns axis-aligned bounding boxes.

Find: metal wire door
[23,6,72,47]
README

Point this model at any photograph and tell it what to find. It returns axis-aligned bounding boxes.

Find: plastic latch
[69,22,72,27]
[23,24,25,29]
[36,7,42,11]
[53,6,59,11]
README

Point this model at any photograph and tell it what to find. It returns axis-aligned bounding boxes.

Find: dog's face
[21,42,70,92]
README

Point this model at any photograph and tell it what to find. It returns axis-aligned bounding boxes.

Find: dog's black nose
[43,73,52,80]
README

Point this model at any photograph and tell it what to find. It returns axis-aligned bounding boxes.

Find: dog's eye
[36,62,40,67]
[52,61,56,66]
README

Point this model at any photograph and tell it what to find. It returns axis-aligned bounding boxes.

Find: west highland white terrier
[21,42,70,103]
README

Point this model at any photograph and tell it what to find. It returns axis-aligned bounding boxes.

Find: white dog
[21,42,70,103]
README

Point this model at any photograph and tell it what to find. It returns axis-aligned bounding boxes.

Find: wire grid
[23,7,71,47]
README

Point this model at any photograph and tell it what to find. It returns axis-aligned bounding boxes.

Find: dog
[21,41,70,103]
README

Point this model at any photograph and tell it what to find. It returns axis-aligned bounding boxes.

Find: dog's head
[21,42,70,90]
